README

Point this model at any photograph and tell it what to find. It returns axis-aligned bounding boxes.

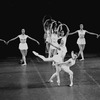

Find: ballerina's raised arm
[85,30,99,38]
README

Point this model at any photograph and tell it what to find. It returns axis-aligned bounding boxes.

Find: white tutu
[19,43,28,50]
[77,38,86,45]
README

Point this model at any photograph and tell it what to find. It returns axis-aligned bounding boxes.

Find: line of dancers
[0,16,100,86]
[43,18,99,60]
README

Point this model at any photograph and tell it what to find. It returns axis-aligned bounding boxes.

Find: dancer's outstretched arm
[0,39,6,44]
[69,30,78,35]
[7,36,19,44]
[32,51,53,61]
[86,31,99,38]
[28,36,40,45]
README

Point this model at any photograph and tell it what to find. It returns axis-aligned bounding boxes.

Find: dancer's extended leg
[33,51,53,62]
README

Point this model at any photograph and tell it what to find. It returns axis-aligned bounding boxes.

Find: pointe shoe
[22,63,27,66]
[80,58,84,61]
[57,80,60,86]
[69,83,73,87]
[48,79,53,83]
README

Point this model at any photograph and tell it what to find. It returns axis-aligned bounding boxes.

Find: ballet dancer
[43,21,53,55]
[48,21,66,58]
[7,29,40,66]
[49,31,59,57]
[43,18,56,57]
[69,24,99,60]
[33,35,77,86]
[33,50,77,86]
[44,21,59,58]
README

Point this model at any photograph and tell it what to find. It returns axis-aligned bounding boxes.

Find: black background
[0,0,100,58]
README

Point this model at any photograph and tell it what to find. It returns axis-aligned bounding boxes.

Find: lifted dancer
[7,29,40,66]
[69,24,99,60]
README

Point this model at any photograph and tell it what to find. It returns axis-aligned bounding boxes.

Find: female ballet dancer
[49,31,59,57]
[44,27,51,54]
[32,37,77,86]
[33,49,77,86]
[46,21,59,58]
[57,23,70,60]
[7,29,40,66]
[48,21,66,58]
[69,24,99,60]
[43,19,55,56]
[43,16,56,54]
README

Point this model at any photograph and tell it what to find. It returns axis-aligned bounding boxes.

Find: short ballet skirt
[19,43,28,50]
[77,38,86,44]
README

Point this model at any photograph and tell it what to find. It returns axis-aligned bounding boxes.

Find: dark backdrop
[0,0,100,58]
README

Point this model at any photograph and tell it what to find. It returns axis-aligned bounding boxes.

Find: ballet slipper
[57,80,60,86]
[69,82,73,87]
[22,63,27,66]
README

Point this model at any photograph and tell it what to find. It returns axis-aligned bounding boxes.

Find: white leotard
[18,34,28,43]
[77,30,86,38]
[18,34,28,50]
[52,54,63,64]
[77,30,86,44]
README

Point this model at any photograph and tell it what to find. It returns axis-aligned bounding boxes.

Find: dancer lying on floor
[33,49,77,87]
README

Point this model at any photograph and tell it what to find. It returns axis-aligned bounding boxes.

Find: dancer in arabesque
[33,41,77,86]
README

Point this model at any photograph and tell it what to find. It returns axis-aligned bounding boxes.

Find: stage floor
[0,56,100,100]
